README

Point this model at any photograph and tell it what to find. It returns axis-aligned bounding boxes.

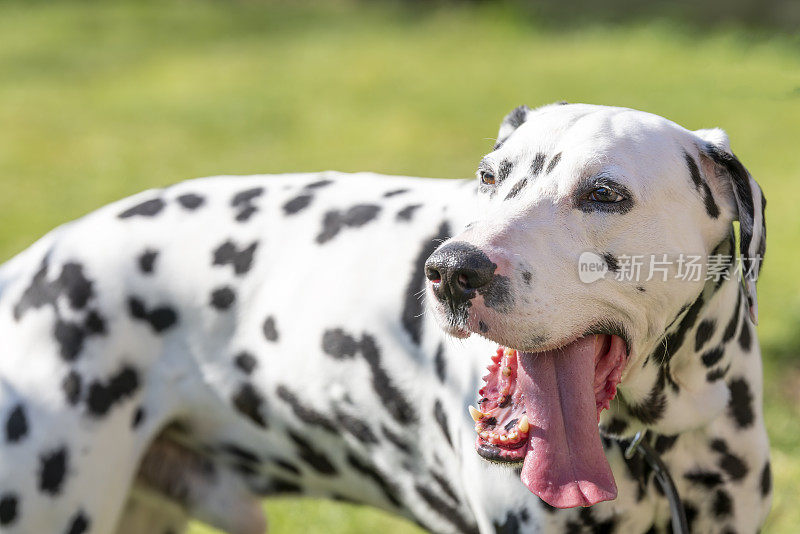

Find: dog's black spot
[347,453,401,507]
[234,352,257,375]
[706,365,731,382]
[231,187,264,207]
[231,187,264,222]
[434,344,447,383]
[497,160,513,184]
[65,510,90,534]
[176,193,205,210]
[361,334,416,425]
[283,194,313,215]
[132,406,145,428]
[651,293,705,367]
[0,494,18,526]
[702,181,721,218]
[625,373,667,424]
[601,417,628,435]
[402,221,450,345]
[306,179,333,189]
[686,152,703,188]
[602,253,619,273]
[232,383,268,428]
[138,250,158,274]
[39,447,68,495]
[210,286,236,310]
[546,153,562,174]
[259,478,302,495]
[522,271,532,285]
[415,483,478,534]
[504,178,527,200]
[127,297,178,333]
[505,105,529,130]
[83,310,104,334]
[701,346,725,367]
[84,311,107,337]
[493,512,521,534]
[653,433,679,455]
[54,320,85,361]
[636,286,645,292]
[315,204,382,244]
[396,204,422,221]
[321,328,359,359]
[316,211,343,244]
[728,377,754,428]
[277,385,336,432]
[711,441,748,481]
[288,431,336,475]
[212,240,258,275]
[684,470,723,488]
[431,471,460,505]
[221,443,260,464]
[5,404,28,443]
[760,461,772,496]
[62,372,82,405]
[119,198,165,219]
[530,153,546,177]
[383,189,408,198]
[274,459,301,475]
[86,365,140,417]
[685,152,720,218]
[478,275,513,314]
[381,424,413,455]
[478,320,489,333]
[712,490,733,518]
[14,262,94,320]
[722,295,741,343]
[262,316,278,342]
[738,317,752,352]
[433,399,452,448]
[695,319,716,351]
[335,410,378,444]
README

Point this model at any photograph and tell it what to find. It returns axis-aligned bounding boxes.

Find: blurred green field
[1,1,798,532]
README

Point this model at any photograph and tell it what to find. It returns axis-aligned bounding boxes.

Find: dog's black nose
[424,242,496,305]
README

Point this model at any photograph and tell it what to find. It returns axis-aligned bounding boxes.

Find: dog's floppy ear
[695,128,766,324]
[495,105,531,148]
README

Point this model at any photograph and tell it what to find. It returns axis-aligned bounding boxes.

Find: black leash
[624,431,689,534]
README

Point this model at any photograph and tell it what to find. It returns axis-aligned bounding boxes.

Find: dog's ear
[695,128,766,324]
[495,105,531,148]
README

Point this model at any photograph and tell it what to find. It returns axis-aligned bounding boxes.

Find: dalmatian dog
[0,103,770,534]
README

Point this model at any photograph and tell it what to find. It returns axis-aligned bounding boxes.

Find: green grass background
[0,1,798,532]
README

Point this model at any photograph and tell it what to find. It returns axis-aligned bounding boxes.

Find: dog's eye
[479,170,496,185]
[589,186,624,203]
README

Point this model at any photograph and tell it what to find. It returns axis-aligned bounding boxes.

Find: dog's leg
[118,433,267,534]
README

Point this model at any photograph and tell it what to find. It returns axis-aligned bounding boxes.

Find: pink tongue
[518,336,617,508]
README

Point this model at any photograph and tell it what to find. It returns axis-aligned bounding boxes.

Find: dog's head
[424,103,765,508]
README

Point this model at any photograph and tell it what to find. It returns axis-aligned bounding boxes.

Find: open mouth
[469,334,627,508]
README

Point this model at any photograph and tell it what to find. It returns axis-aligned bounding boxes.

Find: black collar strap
[624,431,689,534]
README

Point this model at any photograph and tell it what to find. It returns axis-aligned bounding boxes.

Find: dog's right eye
[479,170,496,185]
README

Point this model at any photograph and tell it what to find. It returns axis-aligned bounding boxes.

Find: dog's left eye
[479,170,496,185]
[589,186,624,203]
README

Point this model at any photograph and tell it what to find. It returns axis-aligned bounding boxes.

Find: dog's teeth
[518,415,529,433]
[469,406,485,422]
[509,431,518,441]
[499,434,508,443]
[480,431,490,440]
